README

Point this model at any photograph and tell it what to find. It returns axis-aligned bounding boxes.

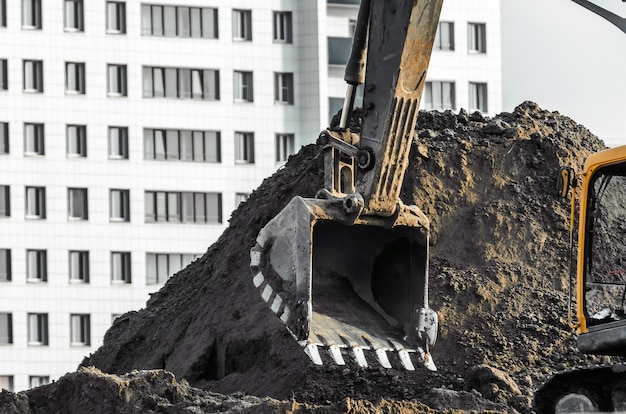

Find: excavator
[533,150,626,412]
[532,2,626,413]
[250,0,443,371]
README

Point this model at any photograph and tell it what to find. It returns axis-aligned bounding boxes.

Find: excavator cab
[250,0,443,370]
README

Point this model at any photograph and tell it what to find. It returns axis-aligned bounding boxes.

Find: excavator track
[533,364,626,413]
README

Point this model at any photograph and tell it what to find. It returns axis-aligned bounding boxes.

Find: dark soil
[1,102,619,414]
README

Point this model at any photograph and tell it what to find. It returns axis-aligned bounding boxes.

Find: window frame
[0,312,12,344]
[0,59,7,90]
[0,249,10,282]
[106,1,126,34]
[68,187,88,220]
[64,0,84,32]
[234,132,255,164]
[146,253,199,285]
[0,185,9,218]
[468,82,488,113]
[232,9,252,41]
[22,0,42,29]
[274,72,294,105]
[24,123,44,156]
[66,124,87,157]
[23,60,43,92]
[423,81,456,111]
[275,133,295,163]
[0,376,13,392]
[144,128,220,162]
[69,250,89,283]
[0,122,7,154]
[435,21,455,51]
[27,313,48,346]
[70,314,90,346]
[1,0,6,27]
[110,189,130,222]
[25,186,45,219]
[273,11,292,44]
[107,64,127,96]
[142,66,219,101]
[468,22,487,54]
[108,126,129,159]
[26,249,47,282]
[29,376,49,388]
[65,62,86,94]
[145,191,221,224]
[111,251,131,283]
[233,71,253,102]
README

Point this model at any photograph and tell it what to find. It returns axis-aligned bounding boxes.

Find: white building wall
[0,0,502,392]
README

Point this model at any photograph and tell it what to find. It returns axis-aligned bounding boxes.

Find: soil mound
[1,102,618,413]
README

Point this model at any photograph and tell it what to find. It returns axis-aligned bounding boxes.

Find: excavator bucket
[250,0,442,371]
[250,196,437,370]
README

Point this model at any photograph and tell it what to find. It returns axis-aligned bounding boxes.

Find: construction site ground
[1,101,621,414]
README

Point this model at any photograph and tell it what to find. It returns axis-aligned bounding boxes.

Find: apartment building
[0,0,501,392]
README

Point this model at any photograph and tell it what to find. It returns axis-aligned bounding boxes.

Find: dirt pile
[1,101,619,413]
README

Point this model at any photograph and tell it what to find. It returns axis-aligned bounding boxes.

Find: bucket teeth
[328,345,346,365]
[304,344,323,366]
[375,349,392,369]
[398,350,415,371]
[351,347,369,368]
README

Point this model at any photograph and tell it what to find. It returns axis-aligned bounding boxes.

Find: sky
[500,0,626,147]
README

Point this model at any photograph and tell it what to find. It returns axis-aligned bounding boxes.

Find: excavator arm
[250,0,443,371]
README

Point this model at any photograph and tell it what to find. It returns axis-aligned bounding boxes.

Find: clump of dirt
[1,102,619,413]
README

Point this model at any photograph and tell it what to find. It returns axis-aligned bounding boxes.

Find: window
[26,250,46,281]
[110,189,130,221]
[146,253,198,285]
[28,313,48,345]
[435,22,454,51]
[25,186,45,219]
[64,0,83,31]
[469,82,488,113]
[106,1,126,34]
[107,64,127,96]
[145,191,221,223]
[328,37,352,65]
[24,123,44,155]
[275,134,294,163]
[111,252,131,283]
[1,122,7,154]
[423,81,455,111]
[0,185,9,217]
[67,125,86,157]
[69,251,89,282]
[23,60,43,92]
[29,376,49,388]
[0,249,10,281]
[273,11,292,43]
[144,129,220,162]
[141,5,217,38]
[70,314,90,345]
[234,71,253,102]
[0,376,13,392]
[468,23,486,53]
[0,313,11,344]
[274,73,294,104]
[65,62,85,94]
[22,0,41,29]
[235,193,249,205]
[232,9,252,41]
[1,59,7,90]
[235,132,254,163]
[108,126,128,159]
[142,67,219,100]
[68,188,88,220]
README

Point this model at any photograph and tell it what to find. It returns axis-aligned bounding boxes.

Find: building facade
[0,0,501,392]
